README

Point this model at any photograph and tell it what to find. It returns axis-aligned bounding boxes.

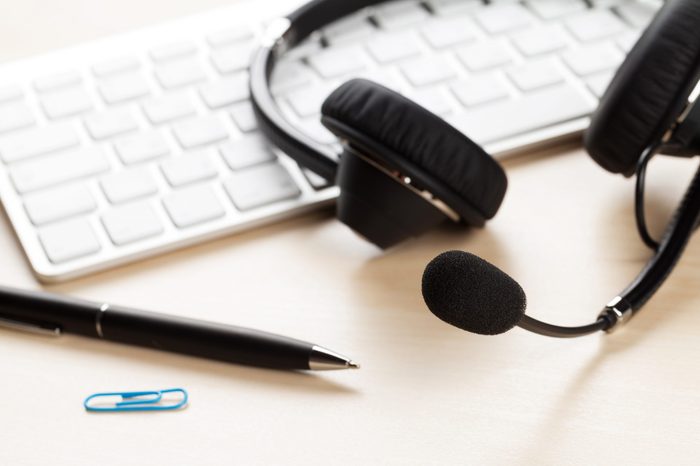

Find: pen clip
[0,315,61,337]
[84,388,189,412]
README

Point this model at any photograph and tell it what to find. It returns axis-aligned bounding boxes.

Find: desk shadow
[514,333,654,463]
[355,223,508,303]
[501,139,583,171]
[513,193,700,461]
[346,224,510,354]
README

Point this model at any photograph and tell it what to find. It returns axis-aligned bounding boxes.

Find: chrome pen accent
[308,345,359,371]
[0,315,61,337]
[95,303,109,338]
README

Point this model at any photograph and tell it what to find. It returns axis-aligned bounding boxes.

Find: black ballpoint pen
[0,286,359,371]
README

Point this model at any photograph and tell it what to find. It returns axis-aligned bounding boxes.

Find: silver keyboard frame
[0,0,647,282]
[0,0,344,282]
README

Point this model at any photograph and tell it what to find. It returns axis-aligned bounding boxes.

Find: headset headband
[250,0,388,181]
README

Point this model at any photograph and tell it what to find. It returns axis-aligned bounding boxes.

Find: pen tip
[348,361,360,369]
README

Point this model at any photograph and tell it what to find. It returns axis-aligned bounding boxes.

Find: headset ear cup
[320,79,508,248]
[332,144,452,249]
[585,0,700,176]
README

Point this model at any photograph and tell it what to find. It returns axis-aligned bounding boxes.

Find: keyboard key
[142,93,196,124]
[10,147,110,193]
[34,71,81,93]
[84,109,139,140]
[366,31,424,64]
[303,169,331,190]
[92,57,140,77]
[219,134,275,170]
[284,38,323,62]
[565,10,627,42]
[223,163,301,211]
[100,168,158,203]
[210,42,255,74]
[155,59,207,89]
[270,60,315,94]
[296,119,337,145]
[0,85,22,103]
[98,73,150,104]
[199,74,249,108]
[475,4,534,34]
[286,85,333,118]
[616,31,641,53]
[589,0,629,7]
[400,56,456,87]
[114,131,169,165]
[172,115,228,149]
[586,71,615,98]
[456,40,513,71]
[150,41,197,62]
[0,102,35,134]
[615,3,657,28]
[451,74,510,107]
[373,2,431,30]
[230,102,257,133]
[420,17,477,49]
[323,12,376,44]
[525,0,586,20]
[307,46,367,79]
[507,59,565,92]
[427,0,482,16]
[163,184,225,228]
[40,87,93,119]
[562,44,624,77]
[449,84,595,144]
[207,27,254,48]
[0,123,79,163]
[354,68,402,91]
[161,151,218,186]
[101,201,163,245]
[510,24,572,57]
[24,183,96,225]
[407,87,455,116]
[39,218,101,263]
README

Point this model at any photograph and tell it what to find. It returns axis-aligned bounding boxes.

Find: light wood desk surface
[2,2,700,465]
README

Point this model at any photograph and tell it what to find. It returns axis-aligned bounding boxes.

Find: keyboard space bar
[448,85,596,146]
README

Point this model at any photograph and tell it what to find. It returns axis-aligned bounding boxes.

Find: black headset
[250,0,700,338]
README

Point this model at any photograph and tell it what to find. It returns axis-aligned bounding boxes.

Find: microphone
[420,165,700,338]
[421,251,610,338]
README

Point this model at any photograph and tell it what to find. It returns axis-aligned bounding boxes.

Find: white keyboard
[0,0,659,281]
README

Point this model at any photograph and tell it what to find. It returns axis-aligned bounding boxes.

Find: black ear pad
[584,0,700,176]
[320,79,507,224]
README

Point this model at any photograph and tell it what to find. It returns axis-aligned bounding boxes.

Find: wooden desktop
[1,1,700,464]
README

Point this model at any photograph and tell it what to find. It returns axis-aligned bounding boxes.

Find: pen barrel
[100,306,314,370]
[0,286,98,336]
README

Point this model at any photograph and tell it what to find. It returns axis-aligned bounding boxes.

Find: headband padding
[321,79,507,219]
[584,0,700,176]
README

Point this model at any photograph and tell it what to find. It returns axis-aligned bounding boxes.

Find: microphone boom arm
[517,315,608,338]
[518,159,700,339]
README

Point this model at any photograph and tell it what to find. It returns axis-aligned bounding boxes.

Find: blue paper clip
[84,388,188,412]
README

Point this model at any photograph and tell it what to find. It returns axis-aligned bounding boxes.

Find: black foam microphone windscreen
[421,251,527,335]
